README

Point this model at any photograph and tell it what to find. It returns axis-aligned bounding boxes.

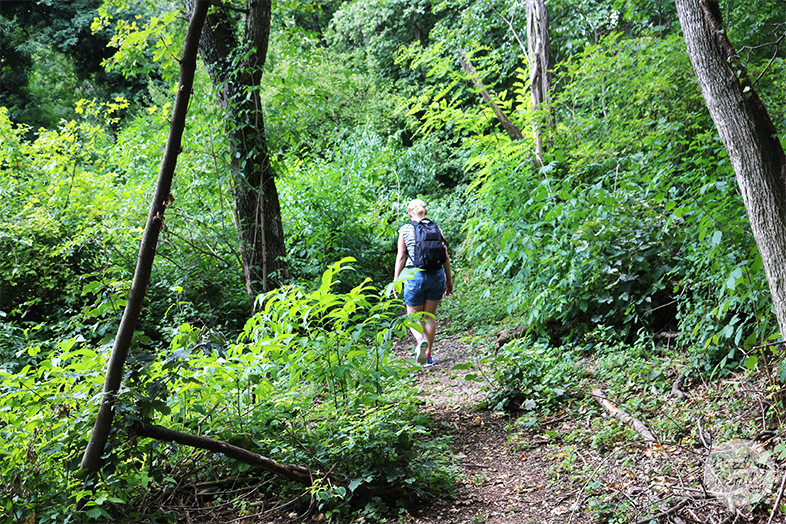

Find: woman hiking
[393,199,454,366]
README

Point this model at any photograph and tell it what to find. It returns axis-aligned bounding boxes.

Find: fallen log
[130,421,401,499]
[131,421,314,485]
[592,389,657,445]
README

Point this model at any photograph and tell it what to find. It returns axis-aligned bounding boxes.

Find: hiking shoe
[415,338,428,364]
[424,356,435,367]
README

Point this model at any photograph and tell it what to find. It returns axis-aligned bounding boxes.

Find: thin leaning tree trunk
[80,0,210,472]
[675,0,786,337]
[455,52,524,141]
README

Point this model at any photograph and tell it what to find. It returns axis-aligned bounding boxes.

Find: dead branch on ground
[130,421,401,499]
[592,388,657,445]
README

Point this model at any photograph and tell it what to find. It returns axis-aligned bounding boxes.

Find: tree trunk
[526,0,552,168]
[675,0,786,338]
[80,0,210,472]
[197,0,289,305]
[131,421,314,485]
[455,52,524,141]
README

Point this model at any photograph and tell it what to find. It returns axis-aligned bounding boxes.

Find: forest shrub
[451,31,777,370]
[279,130,468,291]
[0,260,455,522]
[487,339,585,413]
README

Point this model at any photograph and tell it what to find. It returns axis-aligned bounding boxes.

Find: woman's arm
[443,249,454,296]
[394,233,407,281]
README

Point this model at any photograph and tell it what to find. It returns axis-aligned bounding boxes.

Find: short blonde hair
[407,198,427,217]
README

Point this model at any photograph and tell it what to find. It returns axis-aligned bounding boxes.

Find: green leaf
[86,508,108,519]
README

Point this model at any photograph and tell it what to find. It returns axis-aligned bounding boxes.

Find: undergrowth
[0,260,458,523]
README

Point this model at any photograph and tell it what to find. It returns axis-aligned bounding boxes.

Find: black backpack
[410,220,447,271]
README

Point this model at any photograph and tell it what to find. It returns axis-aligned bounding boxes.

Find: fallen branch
[767,473,786,524]
[130,421,401,500]
[592,389,657,445]
[131,421,314,485]
[669,373,688,400]
[634,499,687,524]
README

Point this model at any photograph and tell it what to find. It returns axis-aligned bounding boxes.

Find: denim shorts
[403,268,446,306]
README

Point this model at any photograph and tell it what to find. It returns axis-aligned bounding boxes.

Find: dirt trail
[395,332,591,524]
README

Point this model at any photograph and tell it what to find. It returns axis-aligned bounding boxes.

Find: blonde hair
[407,198,427,218]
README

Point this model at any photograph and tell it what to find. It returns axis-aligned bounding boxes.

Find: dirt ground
[393,331,593,524]
[391,331,786,524]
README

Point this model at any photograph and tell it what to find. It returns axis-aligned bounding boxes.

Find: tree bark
[592,389,657,445]
[80,0,210,472]
[675,0,786,338]
[455,52,524,141]
[197,0,289,305]
[131,421,314,485]
[526,0,552,168]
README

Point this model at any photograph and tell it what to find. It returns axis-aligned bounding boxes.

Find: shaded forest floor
[156,329,786,524]
[396,330,786,524]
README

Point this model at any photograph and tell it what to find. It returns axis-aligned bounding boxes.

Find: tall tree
[526,0,552,168]
[195,0,289,303]
[675,0,786,337]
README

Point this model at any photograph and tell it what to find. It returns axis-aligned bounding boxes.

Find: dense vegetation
[1,0,785,521]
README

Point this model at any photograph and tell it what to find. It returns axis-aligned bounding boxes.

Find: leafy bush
[141,259,457,515]
[278,130,469,291]
[438,272,511,333]
[486,339,586,413]
[447,30,777,372]
[0,260,456,522]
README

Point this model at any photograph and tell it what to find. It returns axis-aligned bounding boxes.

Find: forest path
[396,330,786,524]
[394,331,592,524]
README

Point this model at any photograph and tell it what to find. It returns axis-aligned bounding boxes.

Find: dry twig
[634,498,687,524]
[592,389,657,445]
[767,473,786,524]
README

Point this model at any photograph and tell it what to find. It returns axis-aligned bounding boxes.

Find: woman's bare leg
[422,299,441,354]
[406,304,425,342]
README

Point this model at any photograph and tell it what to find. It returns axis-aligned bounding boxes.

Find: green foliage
[273,0,343,40]
[438,274,510,334]
[0,0,151,129]
[327,0,437,81]
[455,31,776,368]
[0,339,110,522]
[278,130,468,289]
[5,1,786,520]
[551,33,705,173]
[278,135,401,288]
[0,261,456,521]
[112,75,252,332]
[486,339,586,413]
[261,31,407,157]
[0,106,131,325]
